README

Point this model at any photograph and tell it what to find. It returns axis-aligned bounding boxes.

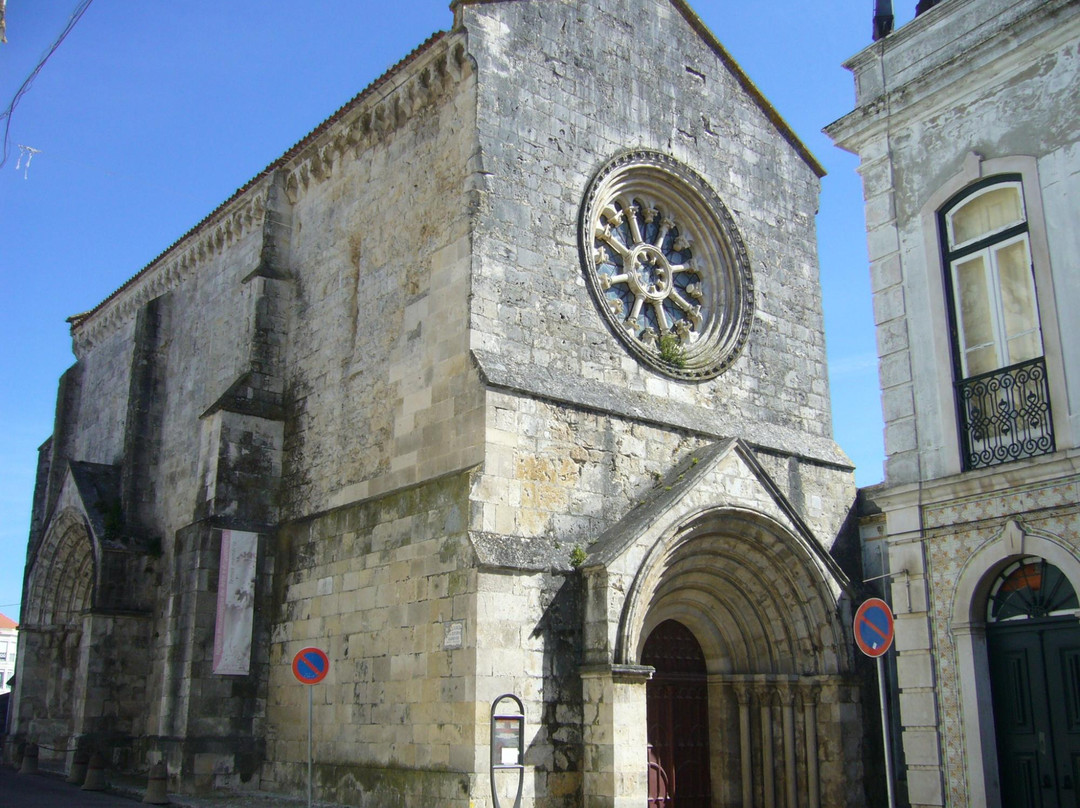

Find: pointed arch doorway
[581,501,861,808]
[987,556,1080,808]
[643,619,711,808]
[17,509,96,759]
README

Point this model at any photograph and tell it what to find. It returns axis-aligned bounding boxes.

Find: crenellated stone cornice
[281,36,470,204]
[70,187,270,358]
[69,30,471,357]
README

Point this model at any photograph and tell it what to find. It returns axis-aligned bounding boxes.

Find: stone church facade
[829,1,1080,807]
[11,1,868,806]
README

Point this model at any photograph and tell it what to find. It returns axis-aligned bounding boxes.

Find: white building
[828,1,1080,806]
[0,613,17,696]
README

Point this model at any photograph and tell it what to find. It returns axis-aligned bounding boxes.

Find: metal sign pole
[854,598,897,808]
[308,685,313,808]
[877,654,896,808]
[291,647,329,808]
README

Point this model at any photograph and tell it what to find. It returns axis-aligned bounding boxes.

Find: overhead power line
[0,0,95,169]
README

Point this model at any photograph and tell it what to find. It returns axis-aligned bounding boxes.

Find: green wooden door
[989,618,1080,807]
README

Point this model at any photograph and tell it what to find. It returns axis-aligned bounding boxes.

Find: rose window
[580,151,754,380]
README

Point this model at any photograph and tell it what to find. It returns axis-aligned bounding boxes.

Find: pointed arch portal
[24,509,96,628]
[17,509,97,755]
[618,509,848,677]
[628,511,850,807]
[583,505,859,808]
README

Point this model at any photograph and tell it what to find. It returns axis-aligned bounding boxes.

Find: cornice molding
[69,31,471,356]
[827,0,1078,150]
[71,187,270,358]
[282,37,470,205]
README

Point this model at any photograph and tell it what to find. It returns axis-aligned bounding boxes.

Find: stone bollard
[17,742,39,775]
[67,748,90,784]
[81,752,107,791]
[143,761,169,805]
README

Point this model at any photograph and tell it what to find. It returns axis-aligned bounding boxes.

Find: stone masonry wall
[61,32,483,540]
[472,389,855,556]
[68,320,136,468]
[263,473,586,807]
[464,0,840,464]
[279,35,484,520]
[263,472,479,807]
[60,216,266,551]
[473,567,583,808]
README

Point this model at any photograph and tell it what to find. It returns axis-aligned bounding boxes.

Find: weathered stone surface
[15,2,865,806]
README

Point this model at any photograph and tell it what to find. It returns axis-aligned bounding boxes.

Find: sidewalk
[4,764,350,808]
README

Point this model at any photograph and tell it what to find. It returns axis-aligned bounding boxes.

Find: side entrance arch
[987,557,1080,807]
[16,509,97,757]
[950,521,1080,808]
[14,489,153,772]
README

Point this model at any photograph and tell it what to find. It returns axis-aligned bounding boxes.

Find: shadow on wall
[530,573,584,806]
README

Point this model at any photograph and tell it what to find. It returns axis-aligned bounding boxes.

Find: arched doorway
[987,556,1080,807]
[619,510,856,808]
[15,510,96,760]
[582,495,862,808]
[642,619,710,807]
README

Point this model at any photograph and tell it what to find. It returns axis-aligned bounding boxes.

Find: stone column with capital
[779,684,797,808]
[734,683,754,808]
[758,685,776,808]
[801,684,821,808]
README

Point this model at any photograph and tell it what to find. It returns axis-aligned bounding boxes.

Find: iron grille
[957,356,1055,470]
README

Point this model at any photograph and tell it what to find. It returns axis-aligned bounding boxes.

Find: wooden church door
[988,558,1080,808]
[643,620,711,808]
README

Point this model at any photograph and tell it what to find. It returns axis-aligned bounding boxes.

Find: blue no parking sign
[853,598,895,658]
[292,647,330,685]
[293,647,330,808]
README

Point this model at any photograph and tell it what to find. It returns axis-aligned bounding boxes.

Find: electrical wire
[0,0,95,169]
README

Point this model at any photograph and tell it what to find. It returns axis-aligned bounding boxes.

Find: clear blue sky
[0,0,912,619]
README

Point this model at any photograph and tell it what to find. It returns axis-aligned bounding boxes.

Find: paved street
[0,764,140,807]
[0,764,351,808]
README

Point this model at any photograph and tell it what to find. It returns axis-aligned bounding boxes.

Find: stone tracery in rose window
[594,196,704,349]
[580,150,754,381]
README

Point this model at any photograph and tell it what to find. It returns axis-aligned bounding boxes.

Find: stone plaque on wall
[442,620,464,650]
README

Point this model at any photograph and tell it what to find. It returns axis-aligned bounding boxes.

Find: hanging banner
[213,529,258,675]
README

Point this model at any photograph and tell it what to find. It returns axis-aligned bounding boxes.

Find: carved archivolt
[580,150,754,380]
[24,509,95,628]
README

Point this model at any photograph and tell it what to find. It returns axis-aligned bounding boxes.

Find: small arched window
[987,557,1078,622]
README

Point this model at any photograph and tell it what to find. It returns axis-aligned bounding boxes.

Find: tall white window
[944,180,1042,377]
[941,177,1054,469]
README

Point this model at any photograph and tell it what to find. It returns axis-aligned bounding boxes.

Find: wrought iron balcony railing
[956,356,1055,471]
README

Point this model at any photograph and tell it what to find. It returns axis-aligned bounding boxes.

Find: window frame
[911,155,1068,479]
[939,175,1044,381]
